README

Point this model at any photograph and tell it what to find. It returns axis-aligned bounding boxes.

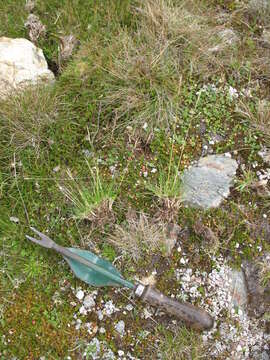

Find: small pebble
[115,320,125,336]
[75,290,84,301]
[83,295,95,309]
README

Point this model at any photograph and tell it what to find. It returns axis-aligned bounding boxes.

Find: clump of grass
[146,165,182,199]
[0,85,58,154]
[157,326,203,360]
[235,168,256,193]
[258,254,270,288]
[71,0,224,132]
[108,212,168,262]
[59,164,117,228]
[246,0,270,25]
[236,100,270,145]
[146,144,183,222]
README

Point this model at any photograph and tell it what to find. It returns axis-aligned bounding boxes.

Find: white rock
[83,295,95,309]
[75,289,84,301]
[0,37,54,99]
[125,304,134,312]
[79,305,87,315]
[99,327,106,334]
[115,320,125,336]
[104,300,119,316]
[10,216,19,223]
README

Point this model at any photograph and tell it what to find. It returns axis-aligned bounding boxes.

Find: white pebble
[76,290,84,301]
[115,320,125,336]
[83,295,95,309]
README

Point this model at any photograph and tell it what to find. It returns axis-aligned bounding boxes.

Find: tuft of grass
[235,168,256,193]
[146,164,182,200]
[236,99,270,145]
[59,164,117,226]
[158,326,203,360]
[0,85,58,155]
[70,0,220,131]
[108,212,168,262]
[258,255,270,288]
[146,140,183,222]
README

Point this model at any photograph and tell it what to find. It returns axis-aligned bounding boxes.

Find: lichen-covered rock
[182,154,238,209]
[0,37,54,99]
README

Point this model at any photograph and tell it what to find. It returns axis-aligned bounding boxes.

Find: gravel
[175,254,270,359]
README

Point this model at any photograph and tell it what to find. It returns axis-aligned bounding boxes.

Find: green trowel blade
[64,248,125,287]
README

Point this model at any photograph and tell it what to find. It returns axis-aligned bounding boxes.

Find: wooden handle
[138,285,214,331]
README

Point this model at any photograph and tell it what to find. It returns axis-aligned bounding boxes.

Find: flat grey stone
[182,155,238,209]
[229,269,248,309]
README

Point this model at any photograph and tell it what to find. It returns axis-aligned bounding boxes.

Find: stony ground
[0,0,270,359]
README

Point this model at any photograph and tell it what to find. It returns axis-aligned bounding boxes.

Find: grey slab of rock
[229,268,248,309]
[0,37,54,99]
[182,155,238,209]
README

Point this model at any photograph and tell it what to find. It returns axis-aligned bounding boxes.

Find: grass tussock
[146,160,183,222]
[108,212,168,261]
[0,85,58,154]
[236,100,270,145]
[258,255,270,288]
[71,0,228,130]
[158,326,203,360]
[70,0,270,134]
[59,165,117,227]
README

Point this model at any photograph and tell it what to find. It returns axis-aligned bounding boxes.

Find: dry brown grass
[108,212,169,261]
